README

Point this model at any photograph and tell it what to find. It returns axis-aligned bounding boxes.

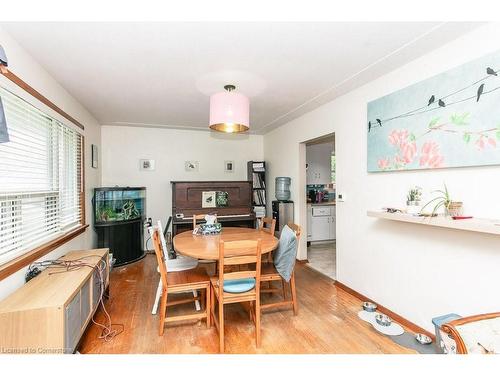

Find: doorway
[304,133,336,279]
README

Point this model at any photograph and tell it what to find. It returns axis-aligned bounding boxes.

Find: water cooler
[272,176,293,236]
[272,200,294,236]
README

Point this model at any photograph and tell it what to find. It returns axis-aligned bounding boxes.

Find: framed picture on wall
[224,160,234,173]
[91,144,98,169]
[140,159,155,171]
[185,160,199,172]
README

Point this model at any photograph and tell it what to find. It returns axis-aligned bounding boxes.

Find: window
[0,87,84,265]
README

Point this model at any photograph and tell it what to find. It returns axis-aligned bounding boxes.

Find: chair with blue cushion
[210,239,262,353]
[260,222,301,315]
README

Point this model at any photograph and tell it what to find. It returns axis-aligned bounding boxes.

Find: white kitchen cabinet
[309,205,336,241]
[311,216,330,241]
[306,142,334,185]
[329,215,336,240]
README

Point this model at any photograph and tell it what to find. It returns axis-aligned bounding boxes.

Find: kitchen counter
[307,201,336,206]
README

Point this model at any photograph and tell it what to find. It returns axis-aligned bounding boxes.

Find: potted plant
[420,184,463,217]
[406,186,422,214]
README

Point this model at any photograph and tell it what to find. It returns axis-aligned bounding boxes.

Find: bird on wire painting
[367,49,500,172]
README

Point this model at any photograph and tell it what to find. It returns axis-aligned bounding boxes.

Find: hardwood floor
[78,254,416,354]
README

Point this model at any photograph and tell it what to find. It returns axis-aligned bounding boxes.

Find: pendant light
[209,84,249,133]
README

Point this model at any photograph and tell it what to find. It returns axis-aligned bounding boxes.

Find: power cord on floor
[28,255,124,342]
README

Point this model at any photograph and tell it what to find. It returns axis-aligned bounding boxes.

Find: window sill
[0,224,89,282]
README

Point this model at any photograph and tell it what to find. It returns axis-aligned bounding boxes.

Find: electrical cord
[28,255,124,342]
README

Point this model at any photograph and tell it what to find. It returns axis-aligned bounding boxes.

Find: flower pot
[406,201,421,215]
[446,201,463,217]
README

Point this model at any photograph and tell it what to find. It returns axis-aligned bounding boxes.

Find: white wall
[264,22,500,332]
[101,126,263,239]
[0,27,101,300]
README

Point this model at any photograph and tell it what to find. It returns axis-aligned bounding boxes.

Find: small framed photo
[140,159,155,171]
[91,144,98,169]
[202,191,216,208]
[224,160,234,173]
[185,160,199,172]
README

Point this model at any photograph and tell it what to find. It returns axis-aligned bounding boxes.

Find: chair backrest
[258,217,276,235]
[286,222,302,241]
[192,214,205,228]
[151,227,168,290]
[192,213,218,228]
[148,222,169,260]
[157,220,169,258]
[218,239,262,301]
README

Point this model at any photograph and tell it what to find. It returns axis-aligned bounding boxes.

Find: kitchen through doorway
[305,134,336,279]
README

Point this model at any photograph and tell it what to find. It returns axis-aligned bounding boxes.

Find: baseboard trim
[334,280,435,340]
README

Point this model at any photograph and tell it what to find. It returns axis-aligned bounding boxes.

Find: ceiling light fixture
[209,84,249,133]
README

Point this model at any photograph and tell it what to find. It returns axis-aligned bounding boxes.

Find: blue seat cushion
[222,278,256,293]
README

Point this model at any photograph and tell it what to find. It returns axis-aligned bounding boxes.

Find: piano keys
[171,181,257,235]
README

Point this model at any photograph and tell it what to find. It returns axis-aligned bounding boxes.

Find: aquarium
[93,187,146,225]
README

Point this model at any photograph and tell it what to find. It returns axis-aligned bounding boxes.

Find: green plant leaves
[463,133,472,143]
[428,117,440,128]
[450,113,469,126]
[409,133,416,141]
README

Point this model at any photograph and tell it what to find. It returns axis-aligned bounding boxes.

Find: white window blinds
[0,87,83,265]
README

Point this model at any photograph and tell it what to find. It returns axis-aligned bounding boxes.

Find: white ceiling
[1,22,482,134]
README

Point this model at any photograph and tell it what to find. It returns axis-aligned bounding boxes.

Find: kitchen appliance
[272,200,294,236]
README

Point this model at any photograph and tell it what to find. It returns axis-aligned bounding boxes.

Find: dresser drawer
[312,206,331,216]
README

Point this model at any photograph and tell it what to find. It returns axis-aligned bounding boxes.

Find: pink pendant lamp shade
[209,85,250,133]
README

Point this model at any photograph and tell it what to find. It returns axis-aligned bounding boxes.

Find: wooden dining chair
[192,214,206,228]
[151,227,211,336]
[258,217,276,263]
[260,222,301,316]
[193,214,218,270]
[210,239,262,353]
[149,221,200,315]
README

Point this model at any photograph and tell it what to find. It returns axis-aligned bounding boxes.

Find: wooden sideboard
[0,248,109,354]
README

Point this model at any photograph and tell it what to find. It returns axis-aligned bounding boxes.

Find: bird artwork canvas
[367,49,500,172]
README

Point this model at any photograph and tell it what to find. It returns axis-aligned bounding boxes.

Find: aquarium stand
[93,187,147,266]
[95,218,146,266]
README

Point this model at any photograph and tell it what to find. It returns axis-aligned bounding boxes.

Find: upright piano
[171,181,256,235]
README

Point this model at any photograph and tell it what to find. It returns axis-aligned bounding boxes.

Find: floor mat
[389,332,440,354]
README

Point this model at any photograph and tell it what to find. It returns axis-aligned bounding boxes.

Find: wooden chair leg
[210,285,215,327]
[290,272,298,316]
[151,280,162,315]
[281,279,287,300]
[249,301,255,323]
[205,285,211,328]
[255,298,261,348]
[159,290,168,336]
[218,301,225,353]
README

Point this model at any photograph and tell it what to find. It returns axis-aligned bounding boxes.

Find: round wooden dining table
[173,227,278,260]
